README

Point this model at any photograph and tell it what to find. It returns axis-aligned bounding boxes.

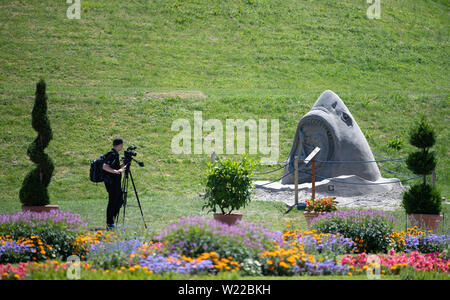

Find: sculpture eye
[341,112,352,126]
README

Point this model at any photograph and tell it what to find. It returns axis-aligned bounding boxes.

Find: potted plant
[402,116,442,232]
[304,197,337,227]
[203,154,255,225]
[19,79,58,213]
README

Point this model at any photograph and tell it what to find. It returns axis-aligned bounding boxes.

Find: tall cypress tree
[19,79,54,206]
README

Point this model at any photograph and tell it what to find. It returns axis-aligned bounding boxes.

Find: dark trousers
[104,176,123,226]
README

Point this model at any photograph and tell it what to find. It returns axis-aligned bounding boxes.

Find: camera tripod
[115,158,147,229]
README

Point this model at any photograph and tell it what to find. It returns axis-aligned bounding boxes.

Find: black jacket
[103,148,121,182]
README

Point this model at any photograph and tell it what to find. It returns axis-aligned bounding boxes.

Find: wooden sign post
[311,156,316,200]
[304,147,321,201]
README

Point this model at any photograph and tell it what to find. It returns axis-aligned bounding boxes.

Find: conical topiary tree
[402,116,441,215]
[19,79,54,206]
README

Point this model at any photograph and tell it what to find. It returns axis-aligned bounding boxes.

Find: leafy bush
[311,210,397,253]
[408,116,436,150]
[405,151,436,176]
[203,154,255,215]
[402,183,442,214]
[387,136,403,151]
[157,216,281,263]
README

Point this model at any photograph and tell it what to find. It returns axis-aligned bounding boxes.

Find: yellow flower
[287,256,297,265]
[347,272,352,276]
[266,260,273,265]
[280,262,290,269]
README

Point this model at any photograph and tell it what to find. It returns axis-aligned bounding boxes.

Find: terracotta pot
[22,205,59,213]
[213,213,242,226]
[304,211,326,227]
[408,213,443,232]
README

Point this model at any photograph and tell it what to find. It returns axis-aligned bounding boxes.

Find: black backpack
[90,152,108,183]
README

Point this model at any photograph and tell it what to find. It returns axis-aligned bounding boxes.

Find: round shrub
[402,183,441,215]
[311,209,397,253]
[405,151,436,176]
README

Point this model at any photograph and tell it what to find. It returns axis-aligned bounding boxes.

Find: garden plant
[0,210,449,280]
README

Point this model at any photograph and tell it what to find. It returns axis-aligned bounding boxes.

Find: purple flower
[158,216,283,254]
[0,210,87,231]
[403,233,449,253]
[138,254,214,274]
[88,239,144,257]
[0,240,35,263]
[298,234,355,255]
[310,209,397,226]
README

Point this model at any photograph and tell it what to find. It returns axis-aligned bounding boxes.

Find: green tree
[402,116,440,214]
[19,79,54,206]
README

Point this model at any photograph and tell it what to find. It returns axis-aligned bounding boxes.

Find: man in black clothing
[103,138,125,230]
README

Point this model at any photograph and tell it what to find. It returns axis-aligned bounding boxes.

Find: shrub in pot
[203,154,255,225]
[402,116,442,231]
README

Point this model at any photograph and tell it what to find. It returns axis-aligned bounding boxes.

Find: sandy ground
[252,176,408,211]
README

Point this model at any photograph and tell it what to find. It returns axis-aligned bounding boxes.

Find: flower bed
[157,216,282,263]
[341,250,449,275]
[0,210,87,261]
[0,262,28,280]
[389,226,449,253]
[0,212,449,279]
[311,209,398,253]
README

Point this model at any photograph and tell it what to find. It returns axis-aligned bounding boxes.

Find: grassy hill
[0,0,448,230]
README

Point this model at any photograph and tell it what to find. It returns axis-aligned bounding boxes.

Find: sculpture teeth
[298,117,335,161]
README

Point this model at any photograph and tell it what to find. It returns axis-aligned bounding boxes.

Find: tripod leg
[128,170,147,229]
[119,173,129,227]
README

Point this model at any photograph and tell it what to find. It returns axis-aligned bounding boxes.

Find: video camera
[123,146,144,167]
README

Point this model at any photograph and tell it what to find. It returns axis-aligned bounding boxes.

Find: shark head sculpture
[282,90,381,184]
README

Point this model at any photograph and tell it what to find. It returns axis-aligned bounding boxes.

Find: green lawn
[0,0,448,233]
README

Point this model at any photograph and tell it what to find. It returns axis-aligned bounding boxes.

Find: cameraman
[103,138,125,230]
